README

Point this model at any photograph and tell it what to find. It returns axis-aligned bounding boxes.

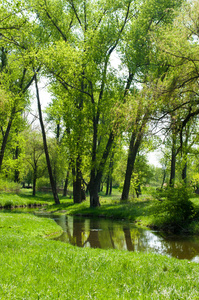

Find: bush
[36,177,51,190]
[154,185,195,231]
[0,179,20,193]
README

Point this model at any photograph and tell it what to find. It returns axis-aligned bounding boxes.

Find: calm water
[36,213,199,262]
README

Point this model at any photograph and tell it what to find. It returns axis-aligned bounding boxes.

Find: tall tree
[149,0,199,187]
[0,2,39,173]
[120,0,183,200]
[0,50,34,173]
[34,71,60,204]
[31,0,135,207]
[24,130,45,196]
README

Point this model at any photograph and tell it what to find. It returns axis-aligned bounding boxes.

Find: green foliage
[1,0,199,210]
[154,185,195,231]
[0,179,20,193]
[36,177,51,189]
[130,172,140,196]
[148,166,164,187]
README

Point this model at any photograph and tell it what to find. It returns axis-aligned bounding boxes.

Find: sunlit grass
[0,211,199,299]
[0,189,199,298]
[0,189,67,208]
[0,212,63,238]
[1,187,199,234]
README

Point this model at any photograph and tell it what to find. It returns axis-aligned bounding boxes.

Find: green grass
[0,212,63,238]
[0,211,199,299]
[0,190,64,208]
[1,188,199,233]
[45,192,159,226]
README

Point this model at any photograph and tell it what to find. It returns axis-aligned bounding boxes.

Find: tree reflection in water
[40,214,199,262]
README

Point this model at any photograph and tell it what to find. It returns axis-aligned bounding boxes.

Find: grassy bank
[0,190,56,208]
[1,188,199,233]
[0,211,199,299]
[0,190,158,229]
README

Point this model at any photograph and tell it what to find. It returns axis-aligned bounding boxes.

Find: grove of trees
[1,0,199,207]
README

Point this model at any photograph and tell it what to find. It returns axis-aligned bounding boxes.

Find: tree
[24,129,45,196]
[34,71,60,204]
[120,0,183,200]
[0,50,34,173]
[149,0,199,187]
[0,3,36,173]
[30,0,136,207]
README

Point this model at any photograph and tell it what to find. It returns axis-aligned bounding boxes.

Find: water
[36,213,199,262]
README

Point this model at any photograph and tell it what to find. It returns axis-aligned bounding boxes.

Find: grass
[0,211,199,299]
[0,212,63,239]
[0,189,64,208]
[1,187,199,233]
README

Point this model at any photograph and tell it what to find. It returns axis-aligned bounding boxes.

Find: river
[35,213,199,262]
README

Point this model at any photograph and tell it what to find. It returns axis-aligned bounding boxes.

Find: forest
[1,0,199,207]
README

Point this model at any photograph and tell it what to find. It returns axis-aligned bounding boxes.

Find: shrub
[36,177,51,190]
[0,179,20,193]
[154,185,195,231]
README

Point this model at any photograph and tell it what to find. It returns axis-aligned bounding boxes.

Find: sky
[147,151,162,167]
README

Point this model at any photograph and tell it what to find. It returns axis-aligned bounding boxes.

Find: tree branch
[43,0,69,41]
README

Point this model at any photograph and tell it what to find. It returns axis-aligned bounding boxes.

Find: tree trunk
[121,109,149,202]
[63,169,70,197]
[81,186,86,201]
[109,177,112,195]
[89,131,114,207]
[109,152,114,195]
[73,169,82,203]
[0,117,13,172]
[121,132,141,201]
[182,161,187,184]
[72,156,85,203]
[169,135,176,187]
[73,177,86,203]
[106,176,110,196]
[135,184,141,198]
[14,169,20,183]
[34,71,60,204]
[33,166,37,196]
[14,144,20,183]
[98,179,101,193]
[89,181,101,207]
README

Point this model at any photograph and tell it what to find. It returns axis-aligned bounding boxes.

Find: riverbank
[0,211,199,299]
[1,189,199,234]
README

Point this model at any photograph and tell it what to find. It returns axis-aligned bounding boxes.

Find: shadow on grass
[0,189,157,226]
[18,192,56,202]
[15,190,73,203]
[46,198,155,224]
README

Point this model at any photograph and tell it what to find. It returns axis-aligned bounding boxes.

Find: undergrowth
[0,179,20,193]
[153,186,196,232]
